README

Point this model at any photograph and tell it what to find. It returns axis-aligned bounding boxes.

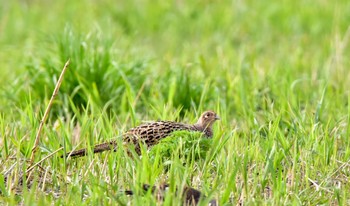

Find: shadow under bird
[124,183,218,206]
[61,111,220,158]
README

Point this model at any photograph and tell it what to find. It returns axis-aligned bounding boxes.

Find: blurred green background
[2,0,349,119]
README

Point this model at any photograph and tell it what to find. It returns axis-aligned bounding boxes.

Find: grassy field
[1,0,350,205]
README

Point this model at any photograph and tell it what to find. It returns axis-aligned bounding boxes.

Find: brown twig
[29,59,70,164]
[27,147,64,173]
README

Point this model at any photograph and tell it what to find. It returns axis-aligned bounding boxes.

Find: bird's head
[195,111,220,132]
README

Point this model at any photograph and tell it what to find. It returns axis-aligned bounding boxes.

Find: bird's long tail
[61,141,117,158]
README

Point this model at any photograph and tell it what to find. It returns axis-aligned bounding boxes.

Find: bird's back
[123,121,195,146]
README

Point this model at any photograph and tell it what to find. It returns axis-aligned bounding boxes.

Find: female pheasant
[62,111,220,158]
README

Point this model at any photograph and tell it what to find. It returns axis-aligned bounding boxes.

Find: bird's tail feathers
[61,141,117,158]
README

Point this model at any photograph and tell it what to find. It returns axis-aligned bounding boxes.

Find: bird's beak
[215,115,221,120]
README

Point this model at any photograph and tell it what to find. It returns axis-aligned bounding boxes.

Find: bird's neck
[193,123,213,138]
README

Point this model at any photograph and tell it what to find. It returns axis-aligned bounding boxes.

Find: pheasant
[62,111,220,158]
[124,183,218,206]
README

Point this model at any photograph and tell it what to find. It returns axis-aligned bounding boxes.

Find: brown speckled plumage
[62,111,219,158]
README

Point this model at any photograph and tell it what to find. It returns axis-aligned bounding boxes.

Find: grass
[1,0,350,205]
